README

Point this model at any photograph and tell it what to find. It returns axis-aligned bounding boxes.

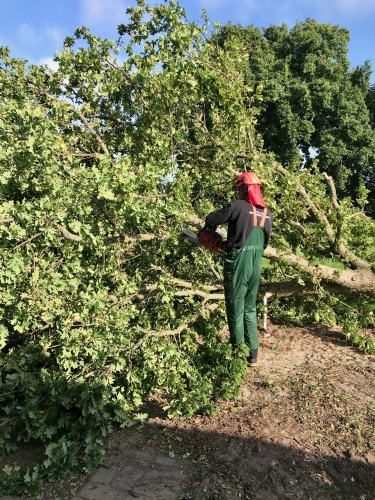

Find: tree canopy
[214,21,375,211]
[0,0,374,493]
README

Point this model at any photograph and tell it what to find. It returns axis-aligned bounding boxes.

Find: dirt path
[2,323,375,500]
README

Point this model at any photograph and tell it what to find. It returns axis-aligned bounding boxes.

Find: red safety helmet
[235,172,262,190]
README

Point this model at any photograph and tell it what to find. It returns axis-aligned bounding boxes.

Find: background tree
[213,21,375,212]
[0,0,374,493]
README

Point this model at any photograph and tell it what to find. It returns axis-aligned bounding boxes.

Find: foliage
[0,0,374,493]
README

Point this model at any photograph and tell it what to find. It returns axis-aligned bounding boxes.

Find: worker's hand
[205,224,217,231]
[220,240,227,251]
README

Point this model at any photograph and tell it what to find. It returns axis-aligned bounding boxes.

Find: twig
[27,79,110,155]
[71,323,98,328]
[0,416,17,428]
[0,390,21,398]
[32,324,51,334]
[7,232,43,254]
[51,258,65,271]
[289,221,329,254]
[199,247,222,281]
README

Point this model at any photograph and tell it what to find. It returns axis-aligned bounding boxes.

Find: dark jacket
[205,200,273,252]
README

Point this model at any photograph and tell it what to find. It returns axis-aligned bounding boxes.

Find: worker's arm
[205,203,234,229]
[263,211,273,249]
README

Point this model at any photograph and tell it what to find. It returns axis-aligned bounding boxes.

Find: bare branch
[259,281,344,296]
[132,323,189,350]
[323,172,346,251]
[323,172,340,210]
[106,233,170,244]
[0,218,13,223]
[174,290,225,301]
[276,165,371,270]
[57,225,83,242]
[264,246,375,294]
[74,107,110,155]
[171,278,193,288]
[150,267,221,290]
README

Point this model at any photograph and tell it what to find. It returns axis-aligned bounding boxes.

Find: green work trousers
[223,226,264,350]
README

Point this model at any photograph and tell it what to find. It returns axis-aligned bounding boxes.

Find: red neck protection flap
[246,184,267,208]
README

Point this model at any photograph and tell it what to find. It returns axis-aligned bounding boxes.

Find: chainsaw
[181,227,225,256]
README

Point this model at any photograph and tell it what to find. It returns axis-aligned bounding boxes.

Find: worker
[204,172,273,366]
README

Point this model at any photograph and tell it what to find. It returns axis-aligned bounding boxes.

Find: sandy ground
[2,323,375,500]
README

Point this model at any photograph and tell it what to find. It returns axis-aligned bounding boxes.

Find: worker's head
[235,171,266,208]
[235,172,262,191]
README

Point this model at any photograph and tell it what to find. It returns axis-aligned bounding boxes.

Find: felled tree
[0,0,374,492]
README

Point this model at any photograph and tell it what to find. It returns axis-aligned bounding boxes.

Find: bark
[263,247,375,295]
[57,225,83,242]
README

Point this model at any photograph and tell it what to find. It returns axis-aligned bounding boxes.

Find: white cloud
[327,0,375,15]
[45,26,64,45]
[80,0,129,27]
[199,0,375,26]
[37,57,59,72]
[17,23,41,46]
[17,22,64,49]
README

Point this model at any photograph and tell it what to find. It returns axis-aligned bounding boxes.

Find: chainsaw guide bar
[181,227,199,242]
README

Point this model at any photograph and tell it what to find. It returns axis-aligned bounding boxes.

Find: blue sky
[1,0,374,80]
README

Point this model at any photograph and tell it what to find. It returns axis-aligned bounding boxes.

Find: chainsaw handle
[199,224,217,232]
